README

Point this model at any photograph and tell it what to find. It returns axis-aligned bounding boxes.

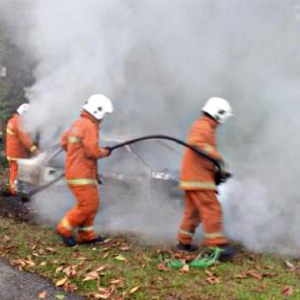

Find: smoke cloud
[1,0,300,255]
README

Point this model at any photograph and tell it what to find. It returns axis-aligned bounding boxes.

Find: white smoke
[1,0,300,254]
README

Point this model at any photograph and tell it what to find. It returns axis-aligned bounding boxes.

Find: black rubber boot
[57,233,77,247]
[213,245,237,261]
[79,236,105,245]
[176,242,198,252]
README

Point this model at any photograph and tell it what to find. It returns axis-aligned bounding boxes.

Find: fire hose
[28,135,231,197]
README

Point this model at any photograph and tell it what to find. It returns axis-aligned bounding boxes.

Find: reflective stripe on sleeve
[67,179,97,186]
[203,144,214,154]
[179,181,216,190]
[6,128,15,135]
[68,136,81,144]
[6,156,17,161]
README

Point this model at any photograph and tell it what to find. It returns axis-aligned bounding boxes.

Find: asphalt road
[0,195,84,300]
[0,258,84,300]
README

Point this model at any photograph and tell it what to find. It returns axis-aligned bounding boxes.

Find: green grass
[0,217,299,300]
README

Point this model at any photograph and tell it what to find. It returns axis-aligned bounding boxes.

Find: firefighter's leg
[9,160,18,195]
[77,186,101,243]
[177,191,201,247]
[195,190,228,247]
[57,185,97,240]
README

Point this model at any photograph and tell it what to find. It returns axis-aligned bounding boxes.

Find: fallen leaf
[62,282,78,292]
[155,276,164,281]
[39,261,47,267]
[142,255,152,261]
[56,277,68,287]
[114,255,127,262]
[38,291,47,299]
[284,260,295,269]
[157,263,169,272]
[55,294,65,300]
[11,259,26,271]
[3,235,11,243]
[46,247,57,253]
[109,278,125,287]
[63,265,77,277]
[245,270,262,280]
[129,286,140,294]
[25,256,36,268]
[205,270,216,277]
[55,266,64,273]
[262,271,277,278]
[282,285,293,297]
[233,273,248,279]
[179,264,189,273]
[92,286,115,299]
[83,271,100,282]
[119,245,131,251]
[95,265,106,272]
[205,276,221,284]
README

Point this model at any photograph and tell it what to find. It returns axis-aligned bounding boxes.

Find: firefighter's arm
[17,128,39,155]
[82,126,109,159]
[188,123,223,161]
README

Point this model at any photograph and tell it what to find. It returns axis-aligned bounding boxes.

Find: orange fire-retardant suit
[177,115,229,247]
[5,113,39,195]
[56,111,109,243]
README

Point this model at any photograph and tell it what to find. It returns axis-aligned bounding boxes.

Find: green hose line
[166,247,221,270]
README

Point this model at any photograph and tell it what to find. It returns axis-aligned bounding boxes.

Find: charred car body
[15,138,184,204]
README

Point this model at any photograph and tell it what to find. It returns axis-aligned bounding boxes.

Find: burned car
[15,138,184,205]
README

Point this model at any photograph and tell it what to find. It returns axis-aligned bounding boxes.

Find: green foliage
[0,20,34,167]
[0,20,34,127]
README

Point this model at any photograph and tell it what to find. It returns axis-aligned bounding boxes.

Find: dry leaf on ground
[282,285,293,297]
[245,270,262,280]
[38,291,47,299]
[83,271,100,282]
[114,254,127,262]
[157,263,169,272]
[179,264,189,273]
[205,276,221,284]
[56,277,68,287]
[109,278,125,287]
[129,286,140,294]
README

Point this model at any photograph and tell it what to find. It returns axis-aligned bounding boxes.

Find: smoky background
[1,0,300,254]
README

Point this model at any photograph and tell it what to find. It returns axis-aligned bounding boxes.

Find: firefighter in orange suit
[177,97,236,260]
[56,94,113,247]
[5,103,39,195]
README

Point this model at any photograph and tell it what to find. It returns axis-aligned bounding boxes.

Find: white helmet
[82,94,114,120]
[202,97,233,124]
[17,103,30,115]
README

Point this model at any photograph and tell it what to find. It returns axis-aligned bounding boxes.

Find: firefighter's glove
[97,175,103,185]
[103,147,111,157]
[220,171,232,183]
[216,159,232,184]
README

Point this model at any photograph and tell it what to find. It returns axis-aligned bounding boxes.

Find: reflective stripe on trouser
[177,190,228,246]
[57,184,100,241]
[67,179,97,186]
[8,160,18,195]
